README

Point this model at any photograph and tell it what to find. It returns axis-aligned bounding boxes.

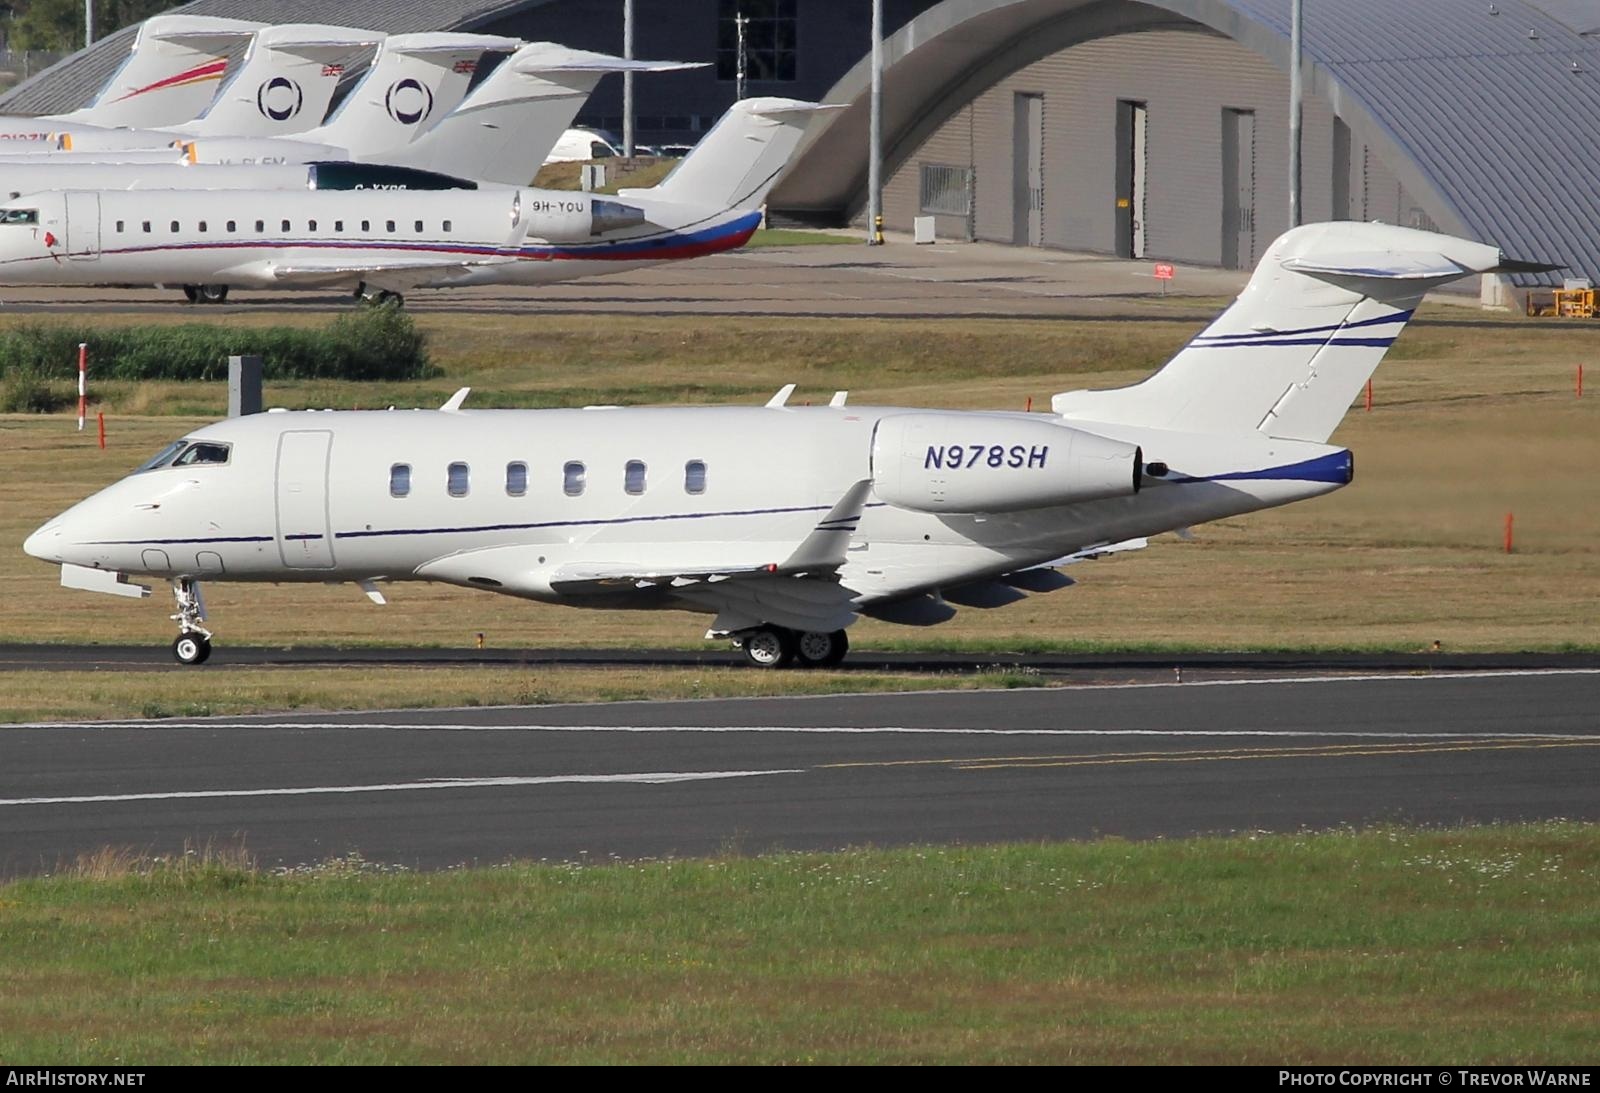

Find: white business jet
[3,15,265,134]
[0,95,815,304]
[22,222,1552,667]
[4,23,386,153]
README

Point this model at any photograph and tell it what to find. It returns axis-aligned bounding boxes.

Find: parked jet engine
[870,411,1142,514]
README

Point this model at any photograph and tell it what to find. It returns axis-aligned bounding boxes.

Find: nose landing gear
[170,577,213,665]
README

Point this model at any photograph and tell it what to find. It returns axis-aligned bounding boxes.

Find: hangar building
[5,0,1595,290]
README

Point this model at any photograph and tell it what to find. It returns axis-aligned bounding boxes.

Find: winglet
[765,383,796,408]
[440,387,470,412]
[829,390,849,407]
[779,479,873,573]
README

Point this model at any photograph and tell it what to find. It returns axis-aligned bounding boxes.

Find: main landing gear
[170,577,213,665]
[182,284,229,304]
[734,625,849,669]
[355,284,405,309]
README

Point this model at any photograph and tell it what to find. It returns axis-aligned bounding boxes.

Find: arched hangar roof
[769,0,1600,285]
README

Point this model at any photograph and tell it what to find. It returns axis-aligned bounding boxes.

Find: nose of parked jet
[23,519,64,563]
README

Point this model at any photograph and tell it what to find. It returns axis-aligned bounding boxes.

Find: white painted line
[8,723,1596,741]
[0,768,804,808]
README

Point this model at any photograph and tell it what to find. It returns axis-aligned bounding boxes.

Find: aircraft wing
[269,254,513,291]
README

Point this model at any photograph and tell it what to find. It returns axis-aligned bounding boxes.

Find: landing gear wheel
[172,633,211,665]
[741,626,795,669]
[363,289,405,309]
[795,629,849,668]
[196,284,229,304]
[182,285,199,303]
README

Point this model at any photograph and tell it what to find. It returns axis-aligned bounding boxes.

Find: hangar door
[275,430,336,569]
[1116,100,1148,259]
[1221,108,1256,269]
[1012,93,1044,246]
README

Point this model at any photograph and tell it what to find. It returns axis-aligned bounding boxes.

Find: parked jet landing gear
[169,577,213,665]
[357,285,405,309]
[182,284,229,304]
[735,626,848,669]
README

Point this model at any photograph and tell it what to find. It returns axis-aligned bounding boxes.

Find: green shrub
[0,363,68,413]
[0,309,436,384]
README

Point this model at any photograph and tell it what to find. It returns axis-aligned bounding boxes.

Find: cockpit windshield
[0,209,38,225]
[136,439,231,472]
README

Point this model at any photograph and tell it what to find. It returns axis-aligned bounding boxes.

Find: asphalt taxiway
[2,669,1595,875]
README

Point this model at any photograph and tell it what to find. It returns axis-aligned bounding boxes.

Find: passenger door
[275,430,336,569]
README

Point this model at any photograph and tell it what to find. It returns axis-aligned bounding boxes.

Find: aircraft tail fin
[53,15,264,129]
[636,97,835,211]
[174,23,384,139]
[385,43,700,185]
[1052,222,1552,442]
[301,32,522,156]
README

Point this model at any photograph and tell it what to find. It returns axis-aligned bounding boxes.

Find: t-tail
[299,32,523,157]
[1053,222,1556,443]
[628,97,836,211]
[169,23,384,139]
[52,15,264,129]
[384,44,701,185]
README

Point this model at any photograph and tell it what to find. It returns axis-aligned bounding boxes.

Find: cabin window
[170,220,179,232]
[625,460,647,495]
[114,220,124,233]
[505,461,528,497]
[226,220,236,233]
[308,219,317,232]
[361,220,370,232]
[386,220,396,233]
[685,460,707,495]
[389,463,411,498]
[414,219,424,233]
[142,221,151,233]
[443,219,452,232]
[254,220,264,232]
[171,442,230,466]
[447,461,470,498]
[0,208,39,225]
[334,220,344,232]
[281,219,291,232]
[563,461,586,496]
[198,221,207,233]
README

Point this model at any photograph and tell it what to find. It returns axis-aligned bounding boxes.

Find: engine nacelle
[871,412,1142,514]
[521,196,647,242]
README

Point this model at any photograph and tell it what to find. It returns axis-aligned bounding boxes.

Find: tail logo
[385,78,434,126]
[256,77,303,122]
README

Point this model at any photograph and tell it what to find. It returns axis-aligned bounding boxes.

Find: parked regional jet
[0,45,696,195]
[22,222,1553,667]
[17,15,264,132]
[0,96,817,304]
[4,23,384,153]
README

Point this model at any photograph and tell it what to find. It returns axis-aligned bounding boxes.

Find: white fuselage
[0,187,761,292]
[23,406,1349,616]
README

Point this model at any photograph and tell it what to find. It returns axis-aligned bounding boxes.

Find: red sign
[1153,262,1175,280]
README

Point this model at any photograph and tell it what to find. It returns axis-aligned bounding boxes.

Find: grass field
[2,824,1595,1063]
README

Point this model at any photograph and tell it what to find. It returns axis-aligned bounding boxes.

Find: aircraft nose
[23,520,63,563]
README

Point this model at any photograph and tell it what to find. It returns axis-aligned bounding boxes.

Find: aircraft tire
[795,629,848,668]
[196,284,229,304]
[172,633,211,666]
[182,285,199,303]
[741,626,795,669]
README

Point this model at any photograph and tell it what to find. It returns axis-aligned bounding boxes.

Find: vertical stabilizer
[634,97,834,211]
[1053,222,1519,442]
[53,15,264,129]
[299,33,522,156]
[171,24,384,138]
[384,44,700,185]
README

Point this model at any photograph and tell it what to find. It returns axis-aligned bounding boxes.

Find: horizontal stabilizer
[511,44,703,74]
[1492,257,1564,274]
[1281,252,1470,280]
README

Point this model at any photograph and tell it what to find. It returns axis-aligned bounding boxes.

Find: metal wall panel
[882,26,1408,266]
